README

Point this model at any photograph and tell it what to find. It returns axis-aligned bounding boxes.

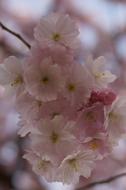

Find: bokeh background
[0,0,126,190]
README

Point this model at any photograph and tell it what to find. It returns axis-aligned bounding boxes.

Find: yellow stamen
[37,160,50,171]
[108,112,118,121]
[85,111,96,122]
[95,72,105,79]
[68,84,76,92]
[37,100,42,107]
[41,76,49,84]
[50,131,59,144]
[89,141,99,150]
[11,76,23,86]
[68,158,78,171]
[52,33,61,42]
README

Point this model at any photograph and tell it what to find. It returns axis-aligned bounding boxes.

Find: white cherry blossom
[58,150,96,184]
[105,96,126,142]
[0,56,24,96]
[30,116,77,162]
[86,56,116,88]
[24,57,64,102]
[23,152,57,182]
[62,63,93,107]
[34,13,80,49]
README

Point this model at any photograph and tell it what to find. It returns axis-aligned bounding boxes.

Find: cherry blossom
[23,151,57,182]
[34,13,80,49]
[0,56,24,97]
[18,118,35,137]
[62,63,92,107]
[58,150,96,184]
[29,116,77,162]
[86,56,117,88]
[0,12,125,185]
[16,92,43,121]
[74,103,106,141]
[105,97,126,142]
[83,134,112,158]
[24,57,64,102]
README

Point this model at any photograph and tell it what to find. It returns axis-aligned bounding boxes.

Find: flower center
[41,76,49,84]
[50,131,59,144]
[68,158,78,171]
[108,112,118,121]
[85,111,96,122]
[68,84,76,92]
[37,100,42,107]
[89,140,99,150]
[52,33,61,42]
[37,160,50,171]
[95,72,105,79]
[11,76,23,87]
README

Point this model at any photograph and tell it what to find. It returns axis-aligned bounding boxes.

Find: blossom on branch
[86,56,117,88]
[34,13,80,49]
[0,56,24,97]
[0,13,125,185]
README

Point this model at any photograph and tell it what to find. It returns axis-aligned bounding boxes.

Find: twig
[76,173,126,190]
[0,21,31,49]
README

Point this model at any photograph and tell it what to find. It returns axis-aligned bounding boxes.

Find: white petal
[4,56,22,75]
[0,66,12,85]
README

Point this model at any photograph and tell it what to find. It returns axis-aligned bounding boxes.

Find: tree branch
[77,173,126,190]
[0,21,31,49]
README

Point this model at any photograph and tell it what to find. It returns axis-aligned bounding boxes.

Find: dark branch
[0,21,31,49]
[77,173,126,190]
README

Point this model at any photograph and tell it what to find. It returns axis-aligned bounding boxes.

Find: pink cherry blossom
[58,150,96,184]
[37,97,78,121]
[23,151,57,182]
[18,118,37,137]
[82,134,112,158]
[29,116,78,162]
[105,96,126,143]
[74,103,106,141]
[62,63,93,107]
[86,56,117,88]
[16,92,43,121]
[29,43,74,67]
[48,45,75,67]
[0,56,24,97]
[24,57,64,102]
[34,13,80,50]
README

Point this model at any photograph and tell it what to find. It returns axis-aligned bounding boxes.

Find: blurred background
[0,0,126,189]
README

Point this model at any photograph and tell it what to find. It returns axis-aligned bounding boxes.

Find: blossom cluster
[0,13,126,184]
